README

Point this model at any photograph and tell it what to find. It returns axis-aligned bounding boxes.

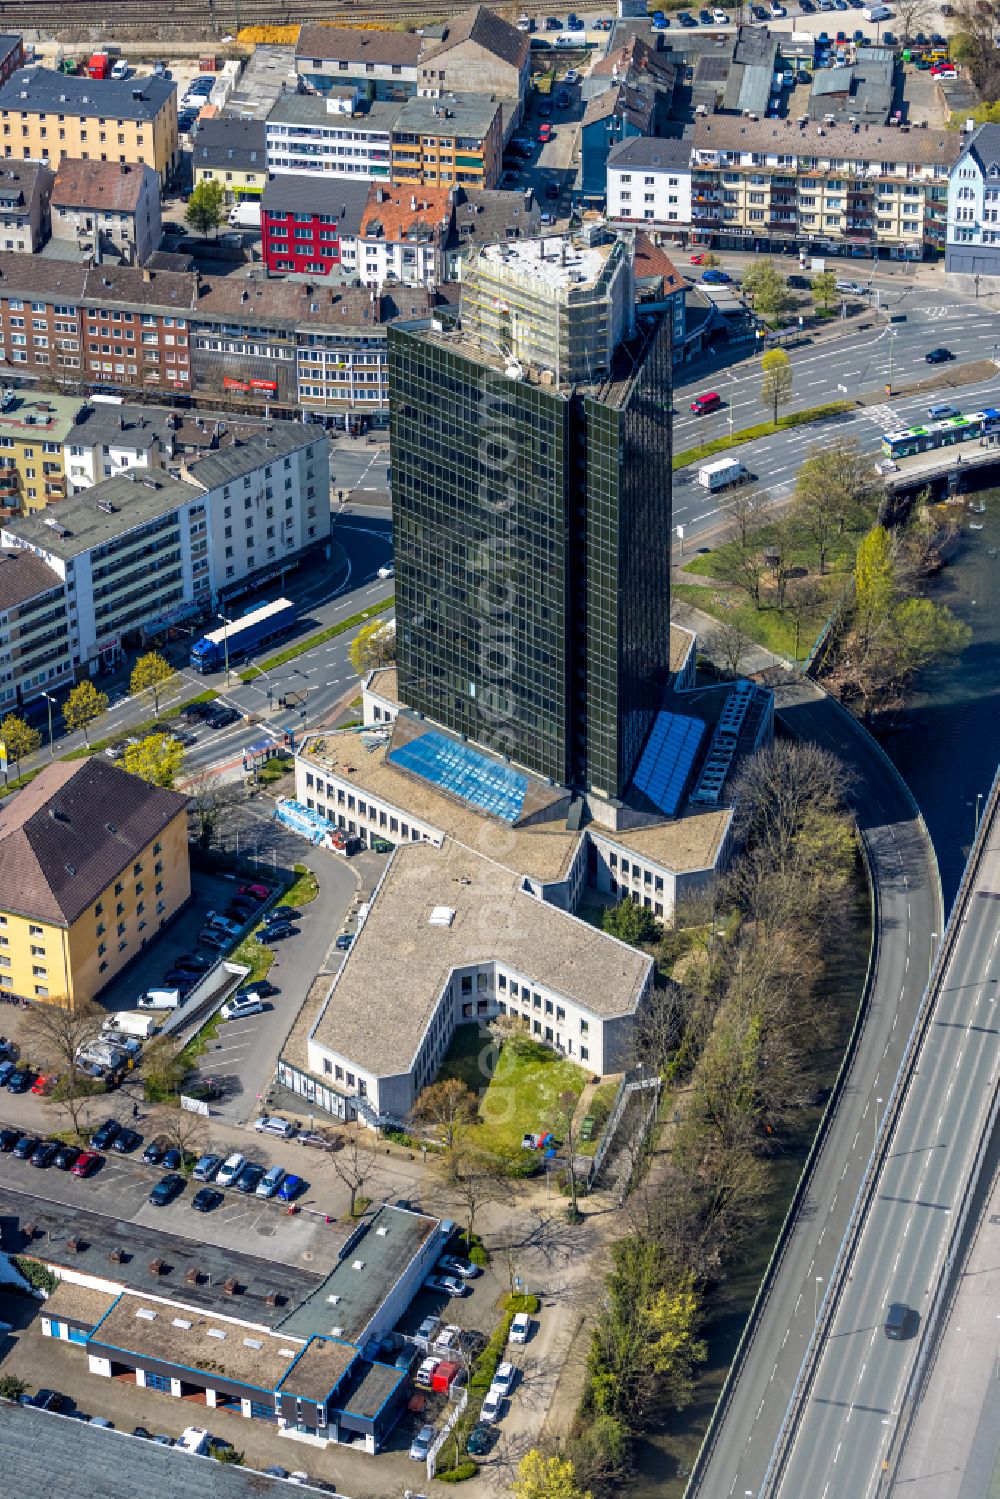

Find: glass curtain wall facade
[388,316,673,802]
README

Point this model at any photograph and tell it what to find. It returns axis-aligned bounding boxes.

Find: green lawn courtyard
[437,1025,588,1153]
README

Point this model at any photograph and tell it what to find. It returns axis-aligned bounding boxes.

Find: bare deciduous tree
[22,998,106,1139]
[705,618,755,679]
[331,1130,379,1217]
[408,1077,479,1154]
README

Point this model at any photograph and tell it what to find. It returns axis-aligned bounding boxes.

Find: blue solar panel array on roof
[632,711,705,818]
[388,730,529,824]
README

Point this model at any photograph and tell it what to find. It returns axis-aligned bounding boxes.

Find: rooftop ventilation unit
[172,1318,192,1330]
[429,906,456,927]
[135,1308,157,1321]
[207,1328,227,1340]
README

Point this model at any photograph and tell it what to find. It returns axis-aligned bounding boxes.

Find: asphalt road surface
[772,785,1000,1499]
[695,683,943,1499]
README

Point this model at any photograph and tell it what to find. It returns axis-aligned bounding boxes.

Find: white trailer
[104,1010,159,1040]
[697,458,749,492]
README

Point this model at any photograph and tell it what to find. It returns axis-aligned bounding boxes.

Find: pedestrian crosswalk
[866,403,897,429]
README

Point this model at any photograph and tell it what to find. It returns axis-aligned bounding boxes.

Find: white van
[216,1152,245,1187]
[175,1426,211,1456]
[862,3,891,18]
[256,1164,286,1198]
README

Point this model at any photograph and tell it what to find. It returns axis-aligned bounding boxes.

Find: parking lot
[95,869,239,1019]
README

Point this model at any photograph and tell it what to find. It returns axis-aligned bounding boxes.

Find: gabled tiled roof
[419,6,530,70]
[52,159,153,213]
[295,24,422,68]
[0,759,188,928]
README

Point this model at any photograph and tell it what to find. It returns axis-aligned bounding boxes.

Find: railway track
[3,0,505,36]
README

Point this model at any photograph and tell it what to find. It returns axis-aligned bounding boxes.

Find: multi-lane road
[671,274,1000,543]
[769,778,1000,1499]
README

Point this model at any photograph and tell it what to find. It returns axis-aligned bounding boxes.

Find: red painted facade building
[261,177,370,277]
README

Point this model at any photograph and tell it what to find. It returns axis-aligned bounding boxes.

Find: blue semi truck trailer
[190,597,298,673]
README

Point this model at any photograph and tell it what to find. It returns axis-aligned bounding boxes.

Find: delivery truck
[87,52,109,79]
[697,458,749,492]
[190,597,297,673]
[104,1011,160,1040]
[228,201,261,230]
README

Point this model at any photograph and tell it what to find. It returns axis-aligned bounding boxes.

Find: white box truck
[104,1011,159,1040]
[697,458,749,492]
[228,201,261,230]
[176,1426,211,1456]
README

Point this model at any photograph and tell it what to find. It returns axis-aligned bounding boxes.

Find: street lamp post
[874,1096,883,1152]
[886,326,897,395]
[216,612,232,686]
[815,1275,823,1323]
[41,690,57,760]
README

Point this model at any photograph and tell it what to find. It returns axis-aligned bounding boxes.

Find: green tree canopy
[0,712,42,774]
[123,731,184,788]
[514,1452,593,1499]
[130,651,177,714]
[349,619,395,676]
[185,179,225,237]
[602,896,660,947]
[811,269,837,313]
[854,523,896,636]
[741,259,792,326]
[760,348,793,427]
[62,680,109,745]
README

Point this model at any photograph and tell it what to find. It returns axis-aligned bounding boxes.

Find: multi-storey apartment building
[391,93,502,191]
[191,117,267,205]
[607,136,693,232]
[0,758,189,1009]
[339,184,452,287]
[0,67,179,185]
[690,116,960,258]
[1,425,328,668]
[416,7,530,126]
[946,123,1000,277]
[0,391,79,516]
[0,159,52,252]
[0,546,73,712]
[0,256,438,426]
[51,158,161,266]
[265,92,400,181]
[294,25,421,102]
[260,176,369,277]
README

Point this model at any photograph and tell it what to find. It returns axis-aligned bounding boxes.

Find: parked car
[221,995,263,1021]
[492,1360,516,1396]
[143,1138,168,1166]
[261,922,295,942]
[27,1389,65,1411]
[7,1068,33,1093]
[409,1424,436,1461]
[193,1152,223,1181]
[256,1165,286,1199]
[53,1144,81,1171]
[149,1173,185,1206]
[191,1186,224,1213]
[174,952,211,973]
[30,1141,59,1169]
[91,1118,120,1150]
[480,1387,504,1425]
[509,1312,532,1344]
[31,1073,58,1096]
[71,1150,101,1177]
[235,1163,265,1194]
[269,905,300,923]
[216,1152,246,1187]
[198,929,230,951]
[424,1274,468,1297]
[13,1135,39,1160]
[439,1255,480,1279]
[0,1126,20,1151]
[238,883,271,901]
[277,1173,303,1202]
[335,933,354,951]
[467,1423,493,1455]
[162,1146,183,1171]
[110,1127,142,1154]
[255,1114,296,1138]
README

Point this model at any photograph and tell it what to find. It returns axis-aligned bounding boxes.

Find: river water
[881,491,1000,908]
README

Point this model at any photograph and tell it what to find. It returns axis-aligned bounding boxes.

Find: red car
[71,1150,101,1178]
[690,391,722,416]
[238,883,270,902]
[690,253,708,264]
[538,125,553,143]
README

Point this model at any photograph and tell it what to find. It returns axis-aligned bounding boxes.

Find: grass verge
[239,598,394,682]
[673,401,851,470]
[672,583,806,660]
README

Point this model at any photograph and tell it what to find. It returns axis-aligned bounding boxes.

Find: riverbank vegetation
[543,741,858,1496]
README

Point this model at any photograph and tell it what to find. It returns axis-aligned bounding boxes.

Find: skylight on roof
[631,712,705,818]
[388,729,528,823]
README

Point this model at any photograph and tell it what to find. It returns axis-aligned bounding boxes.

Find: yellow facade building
[0,758,190,1009]
[0,66,179,185]
[191,117,267,204]
[0,391,80,517]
